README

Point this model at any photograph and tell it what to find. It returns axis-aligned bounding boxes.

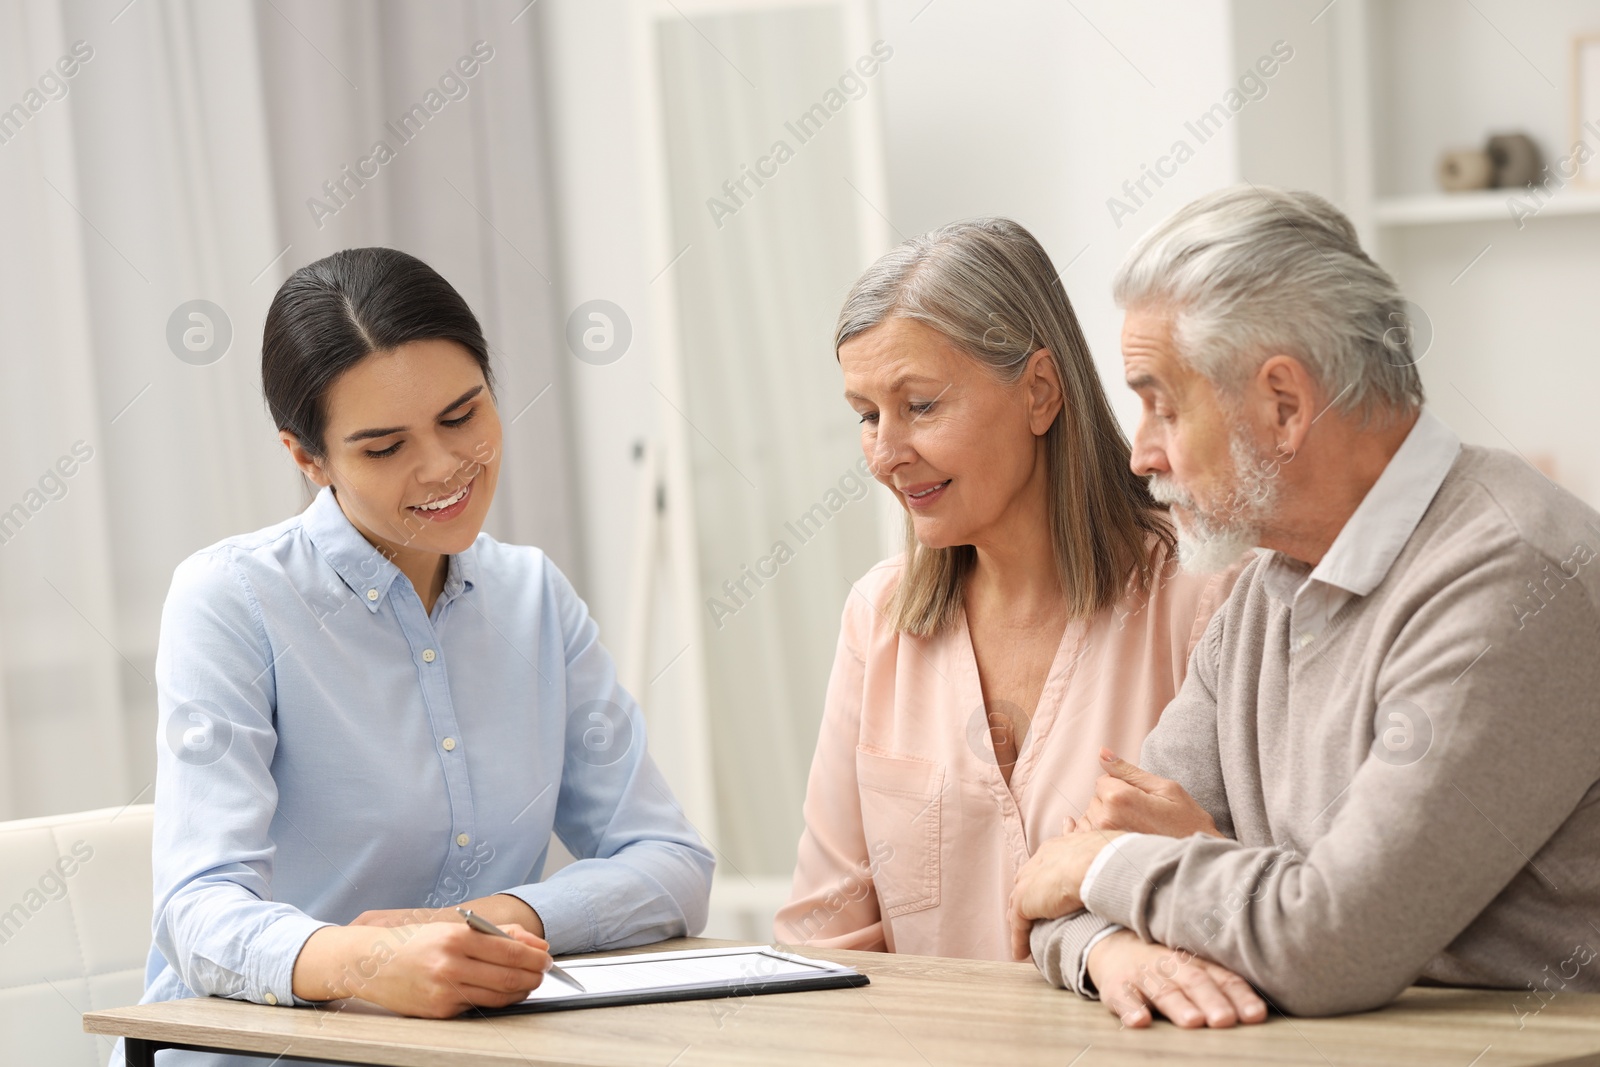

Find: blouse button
[366,588,379,601]
[456,833,471,847]
[265,993,279,1006]
[422,648,437,663]
[442,737,456,752]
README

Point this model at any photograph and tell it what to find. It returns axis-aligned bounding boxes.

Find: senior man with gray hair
[1009,185,1600,1029]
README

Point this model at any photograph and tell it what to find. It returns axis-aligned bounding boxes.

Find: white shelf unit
[1374,188,1600,226]
[1232,0,1600,508]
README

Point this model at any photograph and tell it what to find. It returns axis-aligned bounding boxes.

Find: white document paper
[520,944,851,1002]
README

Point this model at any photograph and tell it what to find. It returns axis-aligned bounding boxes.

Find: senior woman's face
[840,317,1048,550]
[288,339,502,561]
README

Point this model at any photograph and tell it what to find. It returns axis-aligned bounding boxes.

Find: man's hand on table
[1087,929,1267,1029]
[1009,750,1258,1028]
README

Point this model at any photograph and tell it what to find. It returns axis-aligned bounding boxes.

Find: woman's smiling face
[839,317,1057,552]
[283,339,502,561]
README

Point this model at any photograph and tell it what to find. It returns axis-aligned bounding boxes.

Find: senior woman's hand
[1080,748,1224,838]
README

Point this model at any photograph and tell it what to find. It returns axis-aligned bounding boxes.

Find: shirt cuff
[502,880,598,957]
[1079,832,1147,901]
[250,913,337,1007]
[1076,923,1125,996]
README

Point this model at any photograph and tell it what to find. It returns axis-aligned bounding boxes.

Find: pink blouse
[774,538,1241,961]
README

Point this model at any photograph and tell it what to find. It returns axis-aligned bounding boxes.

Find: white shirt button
[442,737,456,751]
[1298,633,1314,648]
[456,833,471,847]
[366,589,379,601]
[265,993,279,1006]
[422,648,437,663]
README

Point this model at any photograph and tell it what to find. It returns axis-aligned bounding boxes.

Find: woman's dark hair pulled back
[261,247,495,459]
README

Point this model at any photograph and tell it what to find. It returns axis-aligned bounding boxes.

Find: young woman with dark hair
[126,248,712,1063]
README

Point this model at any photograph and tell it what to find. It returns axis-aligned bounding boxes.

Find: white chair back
[0,804,153,1067]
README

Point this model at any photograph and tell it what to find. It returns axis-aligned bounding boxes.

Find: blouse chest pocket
[854,746,943,918]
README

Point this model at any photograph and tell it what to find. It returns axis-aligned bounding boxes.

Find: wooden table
[84,938,1600,1066]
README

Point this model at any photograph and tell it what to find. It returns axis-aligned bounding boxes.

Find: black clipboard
[472,945,869,1015]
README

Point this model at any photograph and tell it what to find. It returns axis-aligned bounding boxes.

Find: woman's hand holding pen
[292,918,552,1018]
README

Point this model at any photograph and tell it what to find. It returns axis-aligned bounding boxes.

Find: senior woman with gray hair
[1014,185,1600,1024]
[775,217,1262,1029]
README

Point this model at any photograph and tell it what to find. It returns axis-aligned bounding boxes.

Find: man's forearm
[1030,911,1120,996]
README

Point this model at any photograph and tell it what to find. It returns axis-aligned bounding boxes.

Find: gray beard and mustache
[1148,431,1282,574]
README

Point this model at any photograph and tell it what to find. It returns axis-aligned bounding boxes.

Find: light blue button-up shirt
[122,485,713,1065]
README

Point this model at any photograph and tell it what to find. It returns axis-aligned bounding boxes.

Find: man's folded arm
[1138,604,1235,837]
[1083,552,1600,1016]
[1030,600,1237,995]
[1030,912,1122,996]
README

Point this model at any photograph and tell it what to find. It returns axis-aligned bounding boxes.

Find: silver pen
[456,906,587,992]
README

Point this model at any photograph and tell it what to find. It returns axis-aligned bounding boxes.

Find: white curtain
[0,0,573,821]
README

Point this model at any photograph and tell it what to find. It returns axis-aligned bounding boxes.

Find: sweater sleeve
[1141,597,1235,838]
[1083,542,1600,1016]
[1029,911,1122,995]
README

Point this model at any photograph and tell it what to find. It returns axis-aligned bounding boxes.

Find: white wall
[872,0,1239,431]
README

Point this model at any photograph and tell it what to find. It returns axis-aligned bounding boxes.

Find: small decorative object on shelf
[1433,134,1544,194]
[1486,132,1543,188]
[1437,148,1494,191]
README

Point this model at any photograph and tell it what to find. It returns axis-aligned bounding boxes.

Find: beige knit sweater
[1032,445,1600,1016]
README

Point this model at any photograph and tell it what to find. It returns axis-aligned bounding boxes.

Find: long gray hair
[836,217,1174,637]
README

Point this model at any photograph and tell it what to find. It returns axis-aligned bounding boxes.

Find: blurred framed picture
[1578,33,1600,186]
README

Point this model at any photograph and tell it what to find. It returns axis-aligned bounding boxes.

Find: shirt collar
[1259,408,1461,603]
[302,484,477,613]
